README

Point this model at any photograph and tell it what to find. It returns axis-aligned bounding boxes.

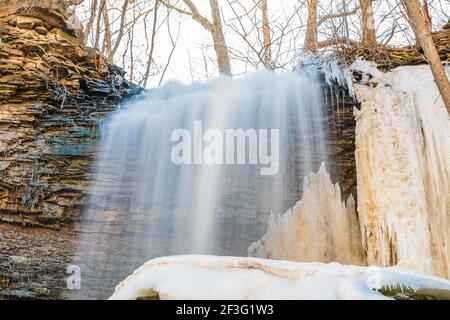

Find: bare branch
[317,6,359,27]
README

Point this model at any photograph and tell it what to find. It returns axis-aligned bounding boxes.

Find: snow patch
[110,255,450,300]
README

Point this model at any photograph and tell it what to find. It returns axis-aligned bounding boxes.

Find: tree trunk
[260,0,273,69]
[143,0,159,87]
[109,0,130,61]
[101,0,113,60]
[83,0,98,44]
[209,0,232,76]
[359,0,377,46]
[423,0,432,32]
[304,0,318,52]
[162,0,232,77]
[402,0,450,117]
[93,0,103,52]
[67,0,85,4]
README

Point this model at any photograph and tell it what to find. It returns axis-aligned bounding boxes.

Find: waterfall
[76,70,336,296]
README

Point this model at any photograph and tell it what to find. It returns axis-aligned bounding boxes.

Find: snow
[351,60,450,279]
[248,163,365,266]
[109,255,450,300]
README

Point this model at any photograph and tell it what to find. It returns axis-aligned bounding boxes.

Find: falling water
[76,70,332,297]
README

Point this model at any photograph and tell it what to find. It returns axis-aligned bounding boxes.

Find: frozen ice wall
[353,62,450,279]
[248,163,365,266]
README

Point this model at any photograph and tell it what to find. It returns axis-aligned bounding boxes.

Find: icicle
[248,163,365,265]
[353,62,450,279]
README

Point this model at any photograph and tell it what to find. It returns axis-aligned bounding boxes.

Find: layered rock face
[0,0,140,227]
[0,0,140,299]
[323,83,358,200]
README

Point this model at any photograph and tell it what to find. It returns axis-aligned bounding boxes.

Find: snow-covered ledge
[109,255,450,300]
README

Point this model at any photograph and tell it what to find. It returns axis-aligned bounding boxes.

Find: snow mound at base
[109,255,450,300]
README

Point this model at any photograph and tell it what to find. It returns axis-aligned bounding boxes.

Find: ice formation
[109,255,450,300]
[248,61,449,280]
[248,163,365,266]
[297,54,355,97]
[352,61,450,279]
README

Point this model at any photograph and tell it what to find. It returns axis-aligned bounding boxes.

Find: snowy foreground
[109,255,450,300]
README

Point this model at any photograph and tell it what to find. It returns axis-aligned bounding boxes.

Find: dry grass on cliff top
[338,27,450,71]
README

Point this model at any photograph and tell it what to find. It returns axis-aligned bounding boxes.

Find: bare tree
[259,0,273,68]
[109,0,130,61]
[304,0,359,52]
[423,0,432,32]
[161,0,232,76]
[83,0,98,44]
[360,0,377,46]
[402,0,450,116]
[93,0,104,53]
[129,5,135,82]
[101,0,113,60]
[67,0,85,4]
[304,0,318,51]
[225,0,302,70]
[209,0,232,75]
[143,0,159,87]
[76,0,449,89]
[158,10,182,87]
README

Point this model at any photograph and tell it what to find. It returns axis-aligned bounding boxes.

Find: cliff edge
[0,0,141,227]
[0,0,141,299]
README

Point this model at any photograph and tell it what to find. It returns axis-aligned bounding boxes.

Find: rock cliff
[0,0,140,227]
[0,0,141,299]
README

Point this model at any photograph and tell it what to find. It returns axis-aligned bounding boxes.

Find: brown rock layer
[0,1,141,228]
[0,1,141,299]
